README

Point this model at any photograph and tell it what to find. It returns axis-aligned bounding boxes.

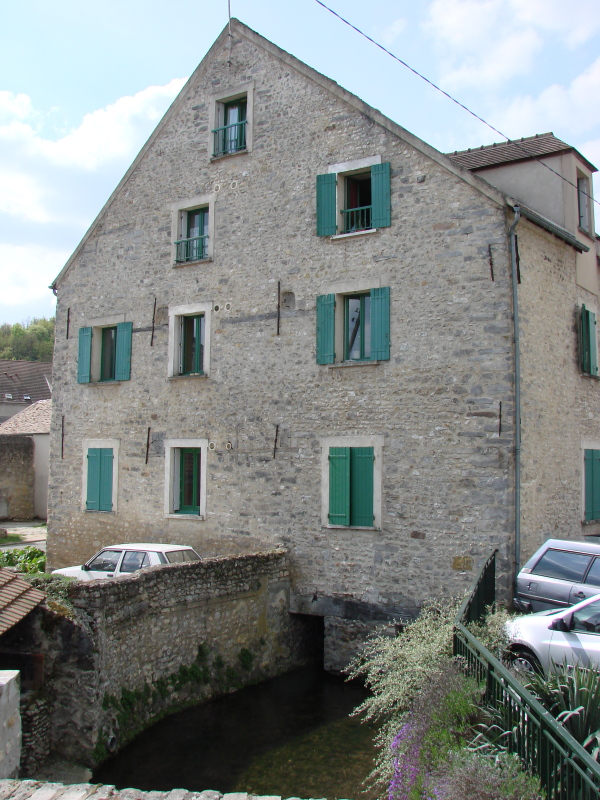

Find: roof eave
[507,200,590,252]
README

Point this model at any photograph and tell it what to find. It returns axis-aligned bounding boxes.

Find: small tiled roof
[447,132,597,173]
[0,570,45,635]
[0,360,52,404]
[0,399,51,435]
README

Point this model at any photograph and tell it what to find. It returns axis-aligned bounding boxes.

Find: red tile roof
[0,569,45,635]
[447,132,597,173]
[0,360,52,405]
[0,400,52,435]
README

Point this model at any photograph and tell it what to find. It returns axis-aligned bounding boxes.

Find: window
[163,438,208,518]
[208,83,254,159]
[82,438,120,512]
[531,549,591,582]
[168,302,212,378]
[316,159,391,237]
[78,320,132,384]
[579,304,598,376]
[585,449,600,521]
[578,174,592,235]
[322,436,383,528]
[316,287,390,364]
[175,207,208,263]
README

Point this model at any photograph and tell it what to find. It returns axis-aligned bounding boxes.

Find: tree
[0,317,55,362]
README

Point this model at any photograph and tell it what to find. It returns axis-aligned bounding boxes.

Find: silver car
[506,593,600,675]
[52,542,201,580]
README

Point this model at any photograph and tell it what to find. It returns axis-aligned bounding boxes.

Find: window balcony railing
[212,120,247,157]
[341,205,372,233]
[175,236,208,263]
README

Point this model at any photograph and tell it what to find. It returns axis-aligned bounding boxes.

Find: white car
[506,592,600,675]
[52,542,201,581]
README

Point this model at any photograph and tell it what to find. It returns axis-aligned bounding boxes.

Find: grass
[0,534,24,545]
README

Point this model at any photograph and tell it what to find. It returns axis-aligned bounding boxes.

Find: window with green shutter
[317,287,389,364]
[78,322,133,383]
[179,315,205,375]
[316,162,391,237]
[178,448,201,514]
[585,449,600,521]
[86,448,114,512]
[328,446,374,527]
[580,305,598,376]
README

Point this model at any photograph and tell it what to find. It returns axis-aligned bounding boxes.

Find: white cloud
[0,243,71,305]
[496,56,600,139]
[425,0,600,90]
[0,78,186,170]
[0,170,51,222]
[0,91,34,122]
[379,18,407,47]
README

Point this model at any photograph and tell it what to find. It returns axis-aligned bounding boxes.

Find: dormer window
[578,174,592,235]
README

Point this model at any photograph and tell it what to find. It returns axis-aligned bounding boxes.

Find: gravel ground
[0,520,47,551]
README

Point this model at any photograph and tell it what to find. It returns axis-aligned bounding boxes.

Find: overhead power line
[314,0,600,214]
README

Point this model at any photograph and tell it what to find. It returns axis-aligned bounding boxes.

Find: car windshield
[88,550,122,572]
[165,549,199,563]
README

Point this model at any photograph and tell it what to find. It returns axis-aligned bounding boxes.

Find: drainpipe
[509,206,522,587]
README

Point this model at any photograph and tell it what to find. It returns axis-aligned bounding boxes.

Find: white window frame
[328,155,381,240]
[208,81,254,158]
[163,438,208,519]
[81,438,120,513]
[170,193,215,265]
[167,302,213,379]
[321,435,384,529]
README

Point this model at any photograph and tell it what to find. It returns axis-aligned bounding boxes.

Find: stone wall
[0,672,20,779]
[0,437,34,520]
[47,22,517,642]
[0,550,320,768]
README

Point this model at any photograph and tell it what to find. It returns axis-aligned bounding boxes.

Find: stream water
[93,664,378,799]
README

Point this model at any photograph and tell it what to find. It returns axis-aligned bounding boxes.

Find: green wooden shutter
[86,448,101,510]
[316,173,337,236]
[115,321,133,381]
[585,449,600,521]
[591,310,598,376]
[371,162,391,228]
[371,287,390,360]
[77,327,92,384]
[580,306,598,375]
[316,294,336,364]
[350,447,374,526]
[99,448,114,511]
[329,447,350,525]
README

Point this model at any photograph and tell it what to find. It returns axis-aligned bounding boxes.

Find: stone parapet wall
[0,437,33,521]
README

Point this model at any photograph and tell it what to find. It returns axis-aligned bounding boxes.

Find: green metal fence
[454,551,600,799]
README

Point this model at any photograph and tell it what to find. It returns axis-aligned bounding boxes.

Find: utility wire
[314,0,599,213]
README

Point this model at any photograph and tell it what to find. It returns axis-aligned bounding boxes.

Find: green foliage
[0,317,55,362]
[24,572,76,616]
[238,647,254,671]
[525,662,600,759]
[0,546,46,574]
[467,604,515,659]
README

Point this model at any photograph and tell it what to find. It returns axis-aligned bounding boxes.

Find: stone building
[46,20,599,663]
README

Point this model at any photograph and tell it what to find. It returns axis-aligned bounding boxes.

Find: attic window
[4,393,12,400]
[212,97,247,157]
[578,174,593,235]
[23,395,31,401]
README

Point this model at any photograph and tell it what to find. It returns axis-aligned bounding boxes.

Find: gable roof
[0,570,45,636]
[0,360,52,404]
[51,19,508,290]
[0,399,52,435]
[448,132,597,173]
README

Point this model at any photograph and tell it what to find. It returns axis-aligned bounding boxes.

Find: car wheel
[511,649,542,677]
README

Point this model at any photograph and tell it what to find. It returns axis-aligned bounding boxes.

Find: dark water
[93,664,378,799]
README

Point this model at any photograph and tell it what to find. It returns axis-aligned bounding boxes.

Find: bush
[0,546,46,574]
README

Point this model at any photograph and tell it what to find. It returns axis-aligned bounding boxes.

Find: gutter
[509,206,522,587]
[518,205,589,253]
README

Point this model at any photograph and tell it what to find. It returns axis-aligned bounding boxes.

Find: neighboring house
[0,400,51,519]
[45,20,600,664]
[0,361,52,424]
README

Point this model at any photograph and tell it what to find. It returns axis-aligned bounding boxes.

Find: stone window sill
[168,374,208,381]
[328,361,381,369]
[330,228,378,241]
[165,514,205,521]
[324,525,379,531]
[84,381,124,387]
[210,149,248,163]
[173,257,212,268]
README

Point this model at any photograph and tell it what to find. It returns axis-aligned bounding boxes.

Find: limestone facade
[47,21,600,642]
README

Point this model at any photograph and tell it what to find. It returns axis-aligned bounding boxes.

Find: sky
[2,0,600,325]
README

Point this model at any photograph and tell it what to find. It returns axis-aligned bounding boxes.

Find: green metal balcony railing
[341,205,372,233]
[454,551,600,799]
[212,120,247,157]
[175,236,208,263]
